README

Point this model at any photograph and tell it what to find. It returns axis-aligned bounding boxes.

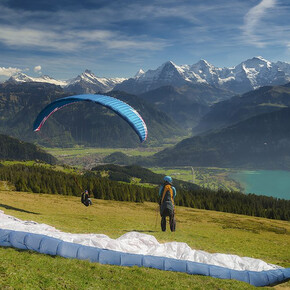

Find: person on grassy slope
[159,176,176,232]
[81,190,92,207]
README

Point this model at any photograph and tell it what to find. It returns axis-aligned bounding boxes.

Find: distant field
[0,190,289,289]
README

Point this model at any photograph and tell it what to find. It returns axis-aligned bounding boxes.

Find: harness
[81,192,91,206]
[161,184,174,205]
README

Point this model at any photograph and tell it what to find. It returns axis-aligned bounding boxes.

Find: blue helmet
[164,176,172,184]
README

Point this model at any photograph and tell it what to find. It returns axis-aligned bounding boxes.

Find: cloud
[0,1,245,53]
[0,1,174,54]
[34,65,42,73]
[0,26,79,51]
[242,0,277,47]
[0,24,168,54]
[0,67,22,77]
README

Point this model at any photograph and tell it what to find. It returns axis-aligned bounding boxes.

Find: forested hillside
[0,134,56,164]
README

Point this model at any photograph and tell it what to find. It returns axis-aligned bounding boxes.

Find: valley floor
[44,146,244,191]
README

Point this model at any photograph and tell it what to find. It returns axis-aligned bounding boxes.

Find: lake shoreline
[230,169,290,200]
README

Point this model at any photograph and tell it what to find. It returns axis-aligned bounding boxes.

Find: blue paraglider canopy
[33,94,148,143]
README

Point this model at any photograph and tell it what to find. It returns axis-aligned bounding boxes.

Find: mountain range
[7,70,126,94]
[115,57,290,95]
[6,56,290,130]
[5,57,290,95]
[106,103,290,170]
[0,83,185,147]
[101,82,290,170]
[2,56,290,169]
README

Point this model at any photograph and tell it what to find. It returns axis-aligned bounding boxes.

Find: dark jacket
[158,183,176,216]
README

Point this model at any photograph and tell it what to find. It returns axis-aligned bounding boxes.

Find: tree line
[0,164,289,221]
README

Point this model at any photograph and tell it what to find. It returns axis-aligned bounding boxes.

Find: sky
[0,0,289,81]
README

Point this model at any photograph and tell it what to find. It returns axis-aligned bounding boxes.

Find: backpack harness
[161,184,174,205]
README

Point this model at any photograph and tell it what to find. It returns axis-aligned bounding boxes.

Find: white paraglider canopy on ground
[0,210,282,272]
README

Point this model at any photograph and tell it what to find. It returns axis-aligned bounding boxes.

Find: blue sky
[0,0,289,81]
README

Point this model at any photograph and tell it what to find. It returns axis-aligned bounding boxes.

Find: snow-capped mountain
[134,69,145,78]
[114,61,191,94]
[115,57,290,94]
[7,70,126,94]
[5,57,290,95]
[65,70,126,94]
[8,72,68,87]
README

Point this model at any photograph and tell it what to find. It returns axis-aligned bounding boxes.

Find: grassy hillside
[0,190,289,289]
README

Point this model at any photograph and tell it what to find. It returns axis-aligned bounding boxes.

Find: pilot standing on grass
[159,176,176,232]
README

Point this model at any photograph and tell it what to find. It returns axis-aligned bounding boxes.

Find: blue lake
[230,170,290,200]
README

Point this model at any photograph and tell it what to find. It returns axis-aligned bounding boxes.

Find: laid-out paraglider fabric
[1,210,289,287]
[33,94,148,143]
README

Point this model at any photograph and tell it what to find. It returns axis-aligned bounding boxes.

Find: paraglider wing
[33,94,148,142]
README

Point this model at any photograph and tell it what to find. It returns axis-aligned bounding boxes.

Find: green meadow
[0,189,289,289]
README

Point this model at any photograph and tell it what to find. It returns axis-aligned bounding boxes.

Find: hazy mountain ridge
[139,84,234,129]
[194,83,290,134]
[153,107,290,169]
